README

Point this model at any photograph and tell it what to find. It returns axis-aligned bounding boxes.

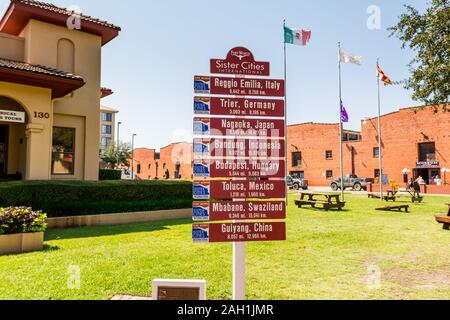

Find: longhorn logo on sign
[211,47,270,76]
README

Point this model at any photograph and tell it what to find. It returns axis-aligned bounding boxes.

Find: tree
[389,0,449,110]
[101,142,132,170]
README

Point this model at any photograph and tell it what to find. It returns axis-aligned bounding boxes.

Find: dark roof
[0,0,121,45]
[12,0,120,30]
[0,57,85,98]
[0,57,83,81]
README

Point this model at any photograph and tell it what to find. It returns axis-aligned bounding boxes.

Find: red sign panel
[192,201,286,221]
[194,96,284,117]
[193,138,285,159]
[194,76,285,97]
[210,47,270,76]
[193,159,285,178]
[193,222,286,243]
[193,180,287,200]
[194,117,285,138]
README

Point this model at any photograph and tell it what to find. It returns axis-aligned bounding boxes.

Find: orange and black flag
[377,65,392,85]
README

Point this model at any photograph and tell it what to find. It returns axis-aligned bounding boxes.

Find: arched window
[57,39,75,73]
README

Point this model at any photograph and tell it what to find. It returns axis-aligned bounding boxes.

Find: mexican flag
[284,26,311,46]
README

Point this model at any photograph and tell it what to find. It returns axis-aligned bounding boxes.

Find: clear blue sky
[0,0,427,149]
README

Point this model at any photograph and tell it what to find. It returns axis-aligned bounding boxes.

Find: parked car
[287,175,309,190]
[330,175,368,191]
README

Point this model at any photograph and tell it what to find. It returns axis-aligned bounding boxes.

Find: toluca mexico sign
[210,47,270,76]
[192,222,286,243]
[192,201,286,221]
[193,138,285,158]
[193,117,285,138]
[192,180,287,200]
[193,159,286,179]
[194,97,284,117]
[0,109,25,123]
[194,76,285,97]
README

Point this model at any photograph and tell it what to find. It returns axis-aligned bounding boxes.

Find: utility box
[152,279,206,300]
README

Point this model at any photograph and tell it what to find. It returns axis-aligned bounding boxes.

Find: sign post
[192,47,286,300]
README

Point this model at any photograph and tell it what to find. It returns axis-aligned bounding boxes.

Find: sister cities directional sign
[192,46,286,244]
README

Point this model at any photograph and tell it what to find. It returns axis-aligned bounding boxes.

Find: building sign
[192,201,286,221]
[416,161,440,168]
[194,76,285,97]
[193,117,285,138]
[0,109,25,123]
[192,222,286,243]
[192,180,287,200]
[193,138,285,158]
[193,159,286,179]
[194,97,285,117]
[210,47,270,76]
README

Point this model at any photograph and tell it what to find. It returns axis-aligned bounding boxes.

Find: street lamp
[117,121,122,144]
[131,133,137,180]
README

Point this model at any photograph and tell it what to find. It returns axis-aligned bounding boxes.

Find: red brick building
[132,142,192,180]
[287,105,450,192]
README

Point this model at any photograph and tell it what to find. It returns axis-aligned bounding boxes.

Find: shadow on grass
[43,244,60,252]
[45,218,192,241]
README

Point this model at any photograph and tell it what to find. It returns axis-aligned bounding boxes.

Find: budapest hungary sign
[192,47,286,244]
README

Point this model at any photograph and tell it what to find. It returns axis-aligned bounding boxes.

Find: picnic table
[368,190,397,202]
[435,204,450,230]
[295,192,345,211]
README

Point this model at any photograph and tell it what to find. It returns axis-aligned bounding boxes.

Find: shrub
[99,169,122,180]
[0,180,192,217]
[0,207,47,235]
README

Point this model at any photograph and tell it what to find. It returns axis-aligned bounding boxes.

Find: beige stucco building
[0,0,120,180]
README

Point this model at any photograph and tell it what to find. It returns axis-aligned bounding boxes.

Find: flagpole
[377,58,383,200]
[283,19,288,207]
[338,42,345,201]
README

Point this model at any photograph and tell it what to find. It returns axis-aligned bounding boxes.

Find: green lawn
[0,193,449,300]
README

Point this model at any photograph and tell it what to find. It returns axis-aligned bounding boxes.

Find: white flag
[339,48,362,65]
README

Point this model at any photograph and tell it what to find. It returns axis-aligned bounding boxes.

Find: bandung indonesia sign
[192,222,286,243]
[0,110,25,123]
[194,76,285,97]
[194,96,285,118]
[193,159,286,179]
[193,117,285,138]
[192,201,286,221]
[193,180,287,200]
[210,47,270,76]
[193,138,285,158]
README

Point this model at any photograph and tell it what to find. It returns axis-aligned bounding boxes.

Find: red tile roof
[0,57,83,81]
[0,0,121,45]
[12,0,121,30]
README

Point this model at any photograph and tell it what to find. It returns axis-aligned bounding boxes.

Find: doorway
[0,125,8,175]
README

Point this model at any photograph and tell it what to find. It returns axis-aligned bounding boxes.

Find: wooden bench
[411,196,423,203]
[435,204,450,230]
[435,216,450,230]
[295,200,345,211]
[376,205,409,213]
[368,193,397,202]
